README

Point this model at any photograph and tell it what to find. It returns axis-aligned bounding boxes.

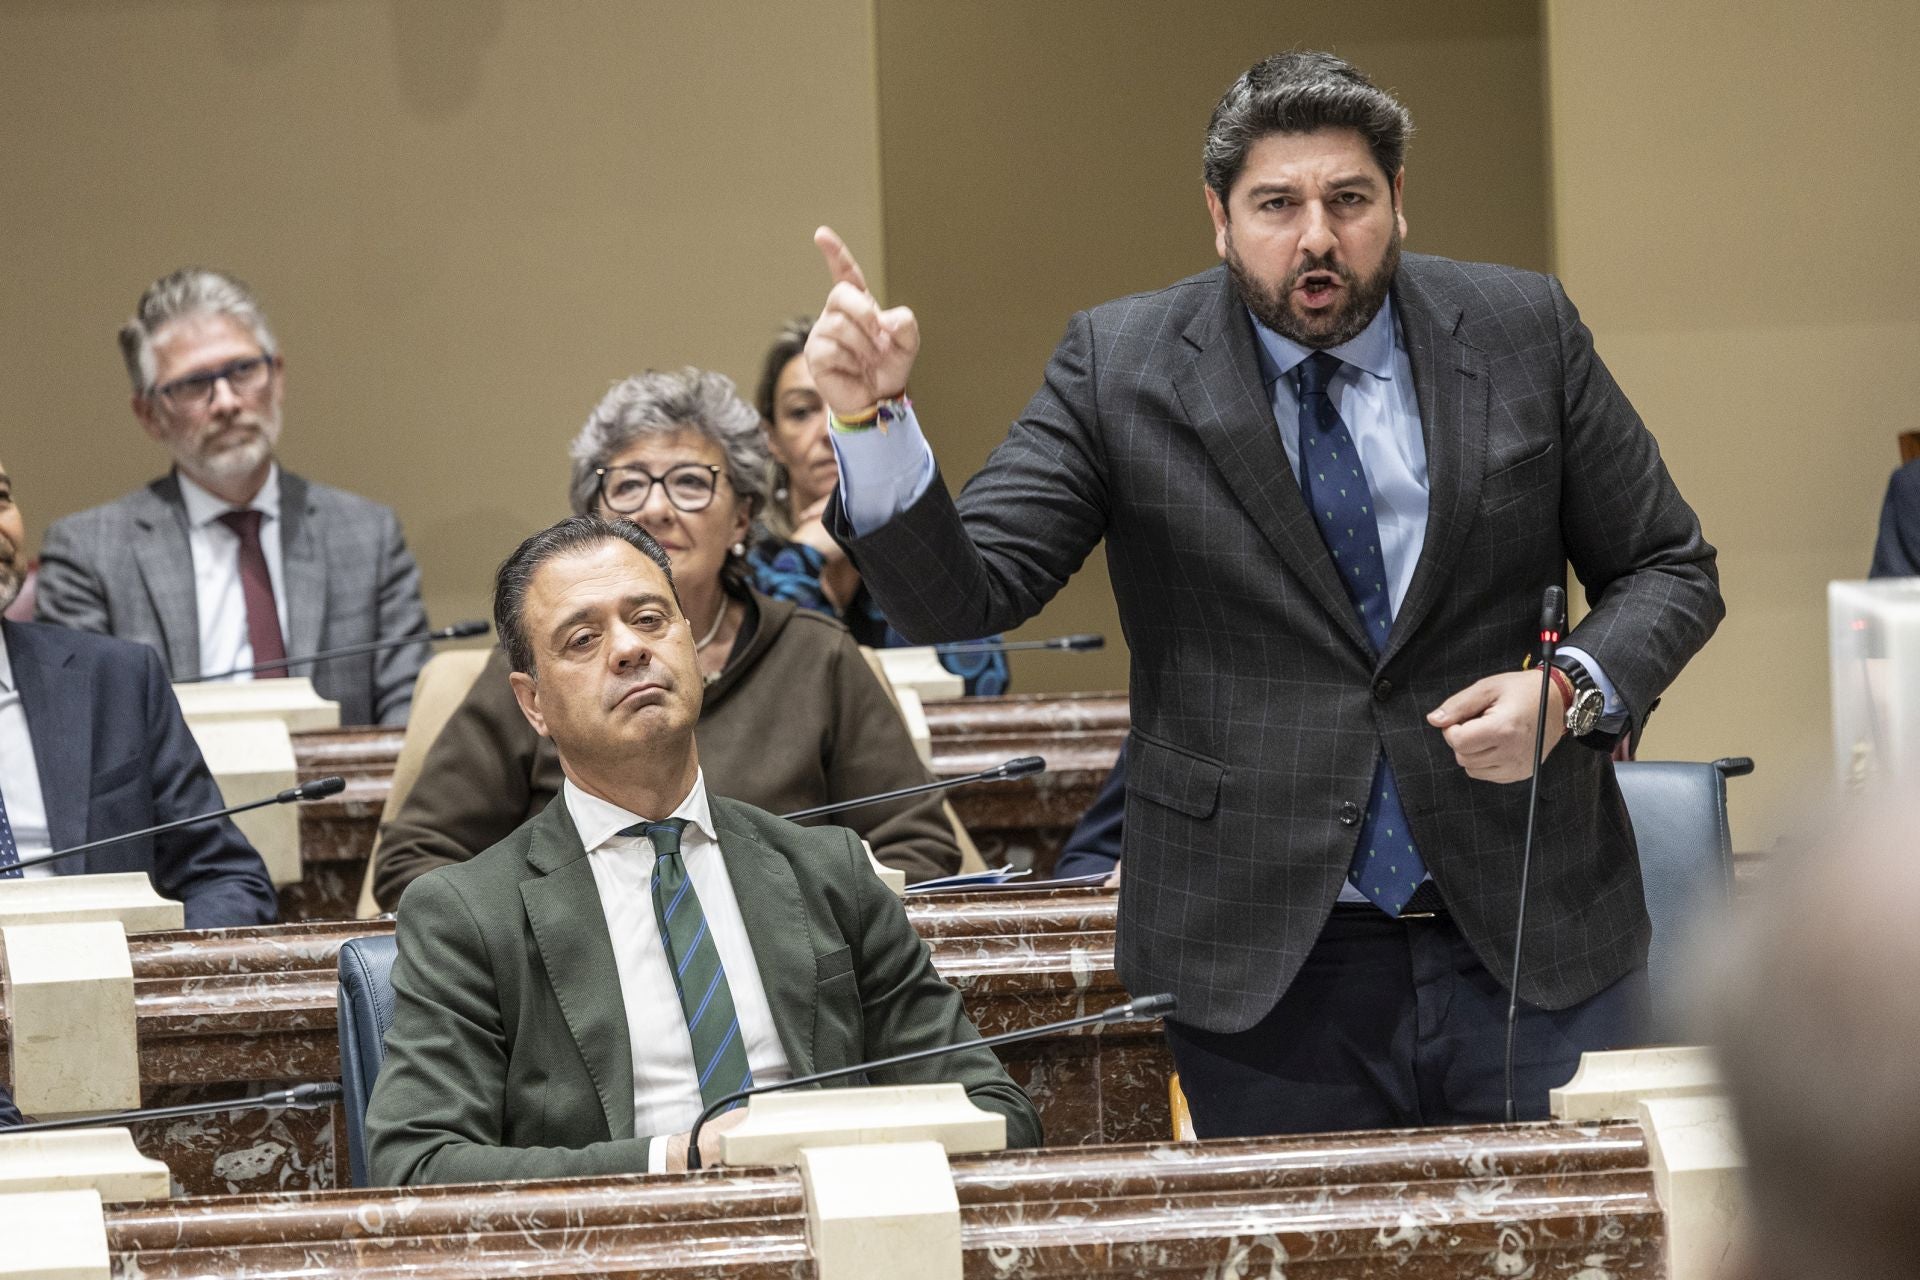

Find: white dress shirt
[0,627,54,877]
[176,465,290,681]
[564,771,791,1171]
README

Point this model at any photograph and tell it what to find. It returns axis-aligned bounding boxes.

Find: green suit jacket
[366,792,1041,1185]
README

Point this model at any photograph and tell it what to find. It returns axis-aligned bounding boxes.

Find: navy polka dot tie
[1297,352,1429,916]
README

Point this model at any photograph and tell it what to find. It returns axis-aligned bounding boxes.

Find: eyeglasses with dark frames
[151,355,278,413]
[596,462,724,514]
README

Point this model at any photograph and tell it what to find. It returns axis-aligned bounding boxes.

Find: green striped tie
[624,818,755,1110]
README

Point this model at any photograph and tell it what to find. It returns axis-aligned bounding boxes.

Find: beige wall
[0,0,885,630]
[874,0,1551,693]
[1545,1,1920,851]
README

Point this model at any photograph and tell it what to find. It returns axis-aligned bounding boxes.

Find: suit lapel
[6,622,94,864]
[712,799,819,1079]
[277,472,327,661]
[519,798,635,1140]
[129,477,201,677]
[1381,263,1490,667]
[1170,273,1373,657]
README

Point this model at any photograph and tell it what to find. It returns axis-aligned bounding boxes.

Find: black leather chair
[1615,756,1753,1037]
[338,933,400,1188]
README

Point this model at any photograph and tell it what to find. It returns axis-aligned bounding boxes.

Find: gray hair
[567,368,771,520]
[1203,51,1414,203]
[119,267,279,395]
[493,516,679,676]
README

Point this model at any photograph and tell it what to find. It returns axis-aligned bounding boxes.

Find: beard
[1226,225,1400,351]
[181,407,281,484]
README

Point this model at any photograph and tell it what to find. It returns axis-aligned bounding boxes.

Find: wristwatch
[1549,655,1608,740]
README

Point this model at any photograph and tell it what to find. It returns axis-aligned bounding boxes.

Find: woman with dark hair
[371,368,961,907]
[749,318,1008,696]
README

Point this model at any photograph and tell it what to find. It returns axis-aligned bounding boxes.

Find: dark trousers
[1163,903,1650,1136]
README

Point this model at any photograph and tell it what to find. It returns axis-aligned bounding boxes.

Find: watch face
[1569,688,1604,737]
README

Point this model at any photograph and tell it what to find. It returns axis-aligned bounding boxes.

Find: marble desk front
[0,889,1162,1198]
[103,1122,1663,1278]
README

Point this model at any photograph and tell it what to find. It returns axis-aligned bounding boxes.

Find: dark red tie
[216,509,287,679]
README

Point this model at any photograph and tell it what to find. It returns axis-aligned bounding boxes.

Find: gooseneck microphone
[180,620,489,683]
[1504,584,1566,1122]
[5,1082,343,1133]
[933,633,1105,656]
[5,776,347,875]
[685,993,1175,1170]
[779,756,1045,824]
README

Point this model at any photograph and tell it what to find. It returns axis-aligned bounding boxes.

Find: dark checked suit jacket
[36,470,429,726]
[830,254,1723,1033]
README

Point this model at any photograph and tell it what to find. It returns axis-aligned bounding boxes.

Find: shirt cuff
[829,403,937,535]
[647,1134,671,1174]
[1556,645,1628,730]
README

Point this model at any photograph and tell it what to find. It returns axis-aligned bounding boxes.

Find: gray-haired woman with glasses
[371,369,962,906]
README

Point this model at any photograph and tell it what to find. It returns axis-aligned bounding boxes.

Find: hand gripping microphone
[1504,584,1566,1122]
[779,756,1045,823]
[684,993,1175,1170]
[180,619,489,683]
[4,776,347,875]
[5,1082,343,1133]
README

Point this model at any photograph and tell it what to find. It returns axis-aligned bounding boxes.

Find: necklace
[693,599,728,651]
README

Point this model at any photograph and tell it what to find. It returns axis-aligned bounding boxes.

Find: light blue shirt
[829,300,1622,724]
[1250,295,1427,619]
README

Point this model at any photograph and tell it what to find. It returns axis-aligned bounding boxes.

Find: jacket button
[1373,678,1393,702]
[1339,801,1361,826]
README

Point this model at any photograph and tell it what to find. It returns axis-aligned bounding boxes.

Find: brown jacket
[373,592,959,907]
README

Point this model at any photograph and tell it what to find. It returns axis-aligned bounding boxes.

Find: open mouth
[1294,273,1344,308]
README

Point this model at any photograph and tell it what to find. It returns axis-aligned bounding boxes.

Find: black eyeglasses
[152,355,277,413]
[596,462,724,514]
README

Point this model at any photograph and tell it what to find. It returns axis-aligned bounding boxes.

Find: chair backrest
[337,933,401,1187]
[1615,756,1752,1037]
[353,647,492,917]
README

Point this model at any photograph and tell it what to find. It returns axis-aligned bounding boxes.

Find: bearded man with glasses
[37,268,431,726]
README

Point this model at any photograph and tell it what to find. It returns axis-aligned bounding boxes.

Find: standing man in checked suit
[37,268,430,726]
[809,51,1722,1134]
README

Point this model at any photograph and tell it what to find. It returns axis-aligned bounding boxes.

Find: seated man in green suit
[366,515,1040,1184]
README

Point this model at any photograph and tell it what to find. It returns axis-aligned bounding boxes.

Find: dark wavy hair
[1204,51,1413,202]
[494,516,679,675]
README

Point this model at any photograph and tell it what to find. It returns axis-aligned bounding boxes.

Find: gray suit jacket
[367,793,1041,1186]
[36,470,429,726]
[831,255,1724,1031]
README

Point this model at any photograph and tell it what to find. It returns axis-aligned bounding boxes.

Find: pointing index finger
[814,225,870,295]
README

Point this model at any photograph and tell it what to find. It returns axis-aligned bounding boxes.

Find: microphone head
[1131,992,1177,1017]
[437,619,491,640]
[1541,585,1567,630]
[1106,993,1176,1021]
[1054,633,1105,651]
[995,756,1046,779]
[299,776,347,801]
